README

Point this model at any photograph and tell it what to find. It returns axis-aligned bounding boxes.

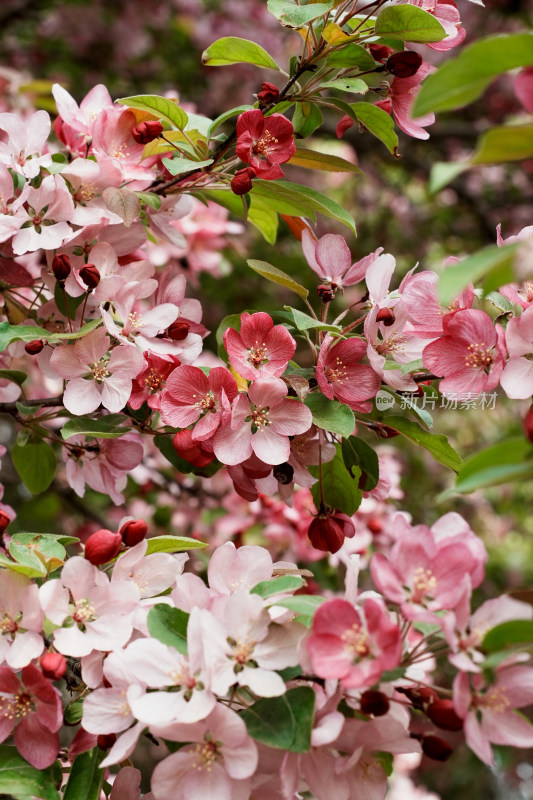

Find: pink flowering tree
[0,3,532,799]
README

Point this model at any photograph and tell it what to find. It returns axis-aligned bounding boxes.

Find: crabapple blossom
[0,109,51,179]
[500,304,533,398]
[376,62,435,140]
[0,572,43,670]
[301,229,382,290]
[236,109,295,179]
[128,351,182,410]
[160,365,238,439]
[316,334,381,413]
[223,311,296,381]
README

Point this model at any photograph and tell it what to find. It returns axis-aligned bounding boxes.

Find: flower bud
[397,685,438,710]
[172,429,215,468]
[167,320,191,341]
[369,44,393,62]
[79,264,100,291]
[0,510,11,534]
[421,735,453,762]
[426,699,463,731]
[97,733,117,750]
[375,307,396,326]
[273,462,294,485]
[317,284,335,302]
[257,82,280,105]
[120,518,149,547]
[387,51,423,78]
[231,167,256,196]
[524,404,533,442]
[132,120,164,144]
[84,528,122,565]
[40,652,67,680]
[308,510,355,554]
[24,339,45,355]
[360,690,390,716]
[52,253,71,283]
[367,517,383,534]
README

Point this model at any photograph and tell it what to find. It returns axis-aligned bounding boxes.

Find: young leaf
[351,103,399,156]
[274,594,325,625]
[252,180,357,234]
[305,394,355,439]
[249,195,279,244]
[145,535,207,554]
[161,157,214,175]
[382,416,462,472]
[309,444,362,516]
[208,105,254,138]
[202,37,280,70]
[251,575,305,597]
[117,94,188,129]
[448,438,533,495]
[320,78,369,94]
[374,5,446,42]
[438,243,518,306]
[0,551,46,578]
[61,415,131,440]
[63,747,106,800]
[0,369,27,386]
[147,604,189,654]
[327,44,376,70]
[247,259,309,299]
[291,102,324,138]
[482,620,533,653]
[240,687,316,752]
[268,0,334,27]
[288,148,362,173]
[471,124,533,164]
[11,440,56,494]
[0,745,60,800]
[282,306,340,332]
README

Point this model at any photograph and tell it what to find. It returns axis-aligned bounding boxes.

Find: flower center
[341,623,369,659]
[481,687,511,714]
[248,343,268,368]
[376,332,405,355]
[326,356,348,384]
[128,311,144,331]
[72,598,97,624]
[194,392,217,412]
[464,342,492,371]
[0,611,18,634]
[253,130,278,159]
[411,566,437,602]
[251,406,271,428]
[233,637,255,664]
[90,358,110,382]
[192,738,219,772]
[144,368,164,392]
[0,692,33,721]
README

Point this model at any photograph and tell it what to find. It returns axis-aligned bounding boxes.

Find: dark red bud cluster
[52,253,71,283]
[84,528,122,565]
[425,699,463,731]
[97,733,117,750]
[120,518,149,547]
[173,429,215,468]
[317,284,335,302]
[231,167,256,196]
[167,320,191,341]
[386,51,423,78]
[360,690,390,717]
[273,462,294,485]
[0,510,11,534]
[80,264,100,291]
[257,82,280,106]
[24,339,45,355]
[132,120,164,144]
[375,307,396,326]
[308,510,355,554]
[369,44,394,62]
[421,735,453,762]
[40,652,67,680]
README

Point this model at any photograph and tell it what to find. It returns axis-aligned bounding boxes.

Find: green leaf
[482,620,533,653]
[11,532,66,564]
[54,282,85,320]
[249,195,279,244]
[282,306,340,332]
[64,699,84,725]
[251,575,305,597]
[0,369,27,386]
[202,37,280,70]
[216,313,242,360]
[274,594,325,625]
[241,687,315,751]
[412,32,533,116]
[341,436,379,491]
[268,0,333,27]
[428,161,470,194]
[117,94,188,129]
[288,147,362,173]
[63,748,106,800]
[247,259,309,299]
[382,416,462,472]
[147,604,189,654]
[0,319,103,352]
[11,440,56,494]
[448,438,533,495]
[485,291,514,314]
[145,535,207,554]
[321,77,369,94]
[471,124,533,165]
[135,191,162,210]
[252,179,357,234]
[438,243,518,306]
[374,5,446,42]
[327,44,376,70]
[208,105,254,137]
[305,394,355,438]
[351,102,399,156]
[0,745,60,800]
[161,156,213,175]
[60,414,131,440]
[309,444,362,515]
[0,551,46,578]
[291,102,324,138]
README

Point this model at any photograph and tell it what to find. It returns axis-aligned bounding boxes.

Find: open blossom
[422,309,506,399]
[50,327,144,415]
[10,174,76,255]
[500,304,533,399]
[236,109,295,179]
[316,334,381,413]
[400,269,474,338]
[0,572,43,670]
[409,0,465,51]
[224,312,296,381]
[52,82,114,155]
[213,377,312,466]
[64,432,144,505]
[0,109,52,179]
[160,365,238,440]
[376,62,435,140]
[301,229,382,289]
[129,351,181,411]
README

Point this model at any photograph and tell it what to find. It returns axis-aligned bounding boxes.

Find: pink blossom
[515,67,533,113]
[0,109,52,179]
[64,432,144,505]
[377,63,435,140]
[11,174,76,255]
[91,106,154,182]
[207,541,275,595]
[112,540,187,598]
[0,664,62,768]
[364,303,424,392]
[213,377,312,466]
[409,0,465,51]
[422,309,506,399]
[129,351,181,411]
[306,597,402,688]
[400,269,474,338]
[160,365,238,440]
[52,82,114,155]
[500,305,533,399]
[301,229,382,289]
[316,334,381,413]
[50,326,144,415]
[236,109,295,179]
[223,312,296,381]
[0,572,43,669]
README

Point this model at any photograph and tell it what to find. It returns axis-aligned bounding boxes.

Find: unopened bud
[397,685,438,710]
[40,652,67,680]
[257,81,280,105]
[79,264,100,291]
[167,320,190,341]
[369,44,393,62]
[375,307,396,326]
[317,284,335,302]
[421,735,453,762]
[52,253,71,283]
[367,517,383,534]
[173,429,215,468]
[120,518,148,547]
[308,510,355,554]
[0,510,11,534]
[273,462,294,485]
[426,699,463,731]
[231,167,256,196]
[132,120,164,144]
[360,690,390,716]
[387,51,423,78]
[24,339,44,355]
[84,528,122,566]
[97,733,117,750]
[524,405,533,442]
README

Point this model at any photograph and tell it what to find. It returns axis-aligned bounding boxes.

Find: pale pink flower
[213,377,312,466]
[62,157,124,227]
[64,432,144,505]
[52,82,114,155]
[0,572,43,669]
[0,109,52,178]
[377,63,435,140]
[11,174,76,255]
[155,269,206,335]
[91,106,154,183]
[160,365,238,440]
[400,269,474,338]
[301,229,382,289]
[112,540,187,598]
[50,326,144,415]
[364,302,424,391]
[500,305,533,399]
[316,334,381,413]
[207,541,275,595]
[223,312,296,381]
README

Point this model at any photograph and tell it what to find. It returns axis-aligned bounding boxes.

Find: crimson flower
[235,110,295,179]
[316,335,381,413]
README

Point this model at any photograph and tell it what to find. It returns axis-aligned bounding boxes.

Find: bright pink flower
[52,82,114,155]
[307,597,401,688]
[128,351,181,411]
[236,109,295,179]
[400,270,474,338]
[377,63,435,140]
[316,334,381,413]
[224,312,296,381]
[515,67,533,113]
[213,377,312,466]
[91,106,153,182]
[301,229,382,289]
[364,302,424,392]
[409,0,465,51]
[500,305,533,399]
[0,664,62,768]
[50,327,144,415]
[422,309,506,398]
[160,365,238,440]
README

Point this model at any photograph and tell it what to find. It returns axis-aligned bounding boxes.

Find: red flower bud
[257,81,280,105]
[167,320,191,341]
[273,462,294,485]
[317,284,335,302]
[52,253,71,283]
[97,733,117,750]
[120,519,149,547]
[375,307,396,326]
[24,339,45,355]
[231,167,256,196]
[367,517,383,534]
[0,510,11,534]
[84,528,122,565]
[40,652,67,680]
[308,510,355,554]
[426,699,463,731]
[421,735,453,762]
[172,429,215,468]
[369,44,394,62]
[524,404,533,443]
[387,51,423,78]
[132,120,164,144]
[79,264,100,291]
[397,685,438,710]
[360,690,390,716]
